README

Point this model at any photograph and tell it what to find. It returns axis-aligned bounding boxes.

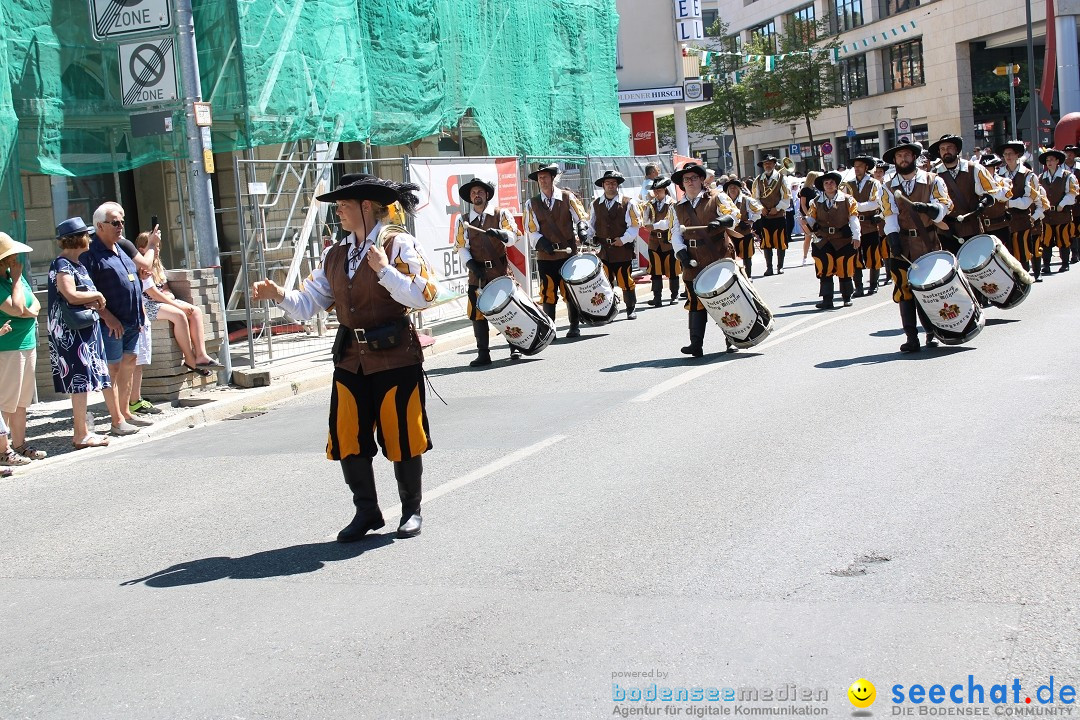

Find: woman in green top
[0,232,45,465]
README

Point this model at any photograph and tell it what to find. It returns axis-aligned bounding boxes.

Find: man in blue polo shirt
[81,202,150,436]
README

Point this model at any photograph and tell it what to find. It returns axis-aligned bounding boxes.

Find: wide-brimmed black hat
[316,174,420,214]
[981,154,1002,168]
[998,140,1026,156]
[928,134,964,159]
[757,155,780,168]
[814,171,844,191]
[882,141,924,166]
[1065,145,1080,154]
[651,176,673,191]
[55,217,95,238]
[528,163,560,181]
[850,155,876,168]
[722,178,745,192]
[1039,149,1067,164]
[671,162,708,187]
[594,170,625,187]
[458,178,495,202]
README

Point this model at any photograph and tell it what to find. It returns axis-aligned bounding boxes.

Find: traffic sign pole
[175,0,230,382]
[1008,66,1018,141]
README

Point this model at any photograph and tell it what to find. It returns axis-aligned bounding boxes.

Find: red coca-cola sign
[631,112,657,155]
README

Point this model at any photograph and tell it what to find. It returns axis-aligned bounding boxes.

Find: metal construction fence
[227,153,675,368]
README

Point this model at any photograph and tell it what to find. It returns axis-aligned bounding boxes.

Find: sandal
[0,449,31,466]
[13,444,46,461]
[73,434,110,450]
[184,363,212,377]
[196,360,224,369]
[1,467,11,478]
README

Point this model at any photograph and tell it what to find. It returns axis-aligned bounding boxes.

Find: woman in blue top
[47,218,113,449]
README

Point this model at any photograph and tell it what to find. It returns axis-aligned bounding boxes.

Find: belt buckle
[980,216,991,228]
[352,328,366,343]
[483,260,493,268]
[906,229,920,237]
[827,226,837,235]
[688,239,698,248]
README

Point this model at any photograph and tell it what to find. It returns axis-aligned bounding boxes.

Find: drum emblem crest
[938,302,961,320]
[980,282,998,296]
[721,311,742,328]
[590,292,605,307]
[504,326,523,340]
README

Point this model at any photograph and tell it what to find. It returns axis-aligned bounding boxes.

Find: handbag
[58,282,99,330]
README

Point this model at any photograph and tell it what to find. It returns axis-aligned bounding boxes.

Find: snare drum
[956,234,1032,310]
[693,259,774,348]
[907,251,984,345]
[475,276,555,355]
[559,253,619,325]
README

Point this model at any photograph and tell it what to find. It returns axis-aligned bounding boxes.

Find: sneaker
[129,399,162,415]
[0,449,31,466]
[110,422,141,437]
[13,444,46,461]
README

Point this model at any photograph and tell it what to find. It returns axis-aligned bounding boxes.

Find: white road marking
[630,300,891,403]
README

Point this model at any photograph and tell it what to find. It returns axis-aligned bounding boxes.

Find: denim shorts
[102,322,142,365]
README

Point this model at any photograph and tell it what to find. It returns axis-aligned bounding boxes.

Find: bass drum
[559,253,619,325]
[956,233,1033,309]
[475,276,555,355]
[693,258,774,349]
[907,250,984,345]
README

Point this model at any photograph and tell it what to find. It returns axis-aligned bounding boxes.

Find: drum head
[957,234,997,270]
[909,251,955,287]
[476,276,514,315]
[694,259,738,296]
[561,254,600,283]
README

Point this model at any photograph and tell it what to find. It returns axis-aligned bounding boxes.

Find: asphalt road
[3,255,1079,719]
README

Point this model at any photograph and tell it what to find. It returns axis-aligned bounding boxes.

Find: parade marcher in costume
[987,141,1041,279]
[805,171,861,309]
[880,142,954,353]
[752,156,792,275]
[589,170,643,320]
[252,174,437,541]
[844,156,885,296]
[453,178,522,366]
[797,171,821,270]
[927,134,1008,256]
[723,178,763,278]
[669,162,738,357]
[522,164,590,337]
[642,176,680,306]
[1037,148,1076,274]
[1065,145,1080,263]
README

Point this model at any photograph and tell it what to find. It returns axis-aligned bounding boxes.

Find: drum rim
[559,253,602,284]
[908,251,958,291]
[693,258,741,299]
[475,276,518,316]
[956,234,1001,273]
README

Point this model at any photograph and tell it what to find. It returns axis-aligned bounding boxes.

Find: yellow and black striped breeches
[888,258,913,303]
[759,217,789,250]
[684,284,706,312]
[649,248,679,278]
[1043,222,1073,249]
[735,236,756,259]
[815,244,859,279]
[466,284,484,322]
[326,365,431,462]
[536,259,573,306]
[860,233,885,271]
[604,261,635,292]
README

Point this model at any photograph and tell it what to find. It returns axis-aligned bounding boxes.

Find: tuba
[781,156,796,176]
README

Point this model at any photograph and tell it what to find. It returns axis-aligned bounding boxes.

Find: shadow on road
[600,351,761,372]
[426,356,543,377]
[119,537,396,587]
[780,300,821,308]
[773,307,822,319]
[815,346,975,368]
[869,328,904,337]
[985,317,1021,326]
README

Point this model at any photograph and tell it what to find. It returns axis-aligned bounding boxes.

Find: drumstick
[892,190,950,232]
[681,224,746,239]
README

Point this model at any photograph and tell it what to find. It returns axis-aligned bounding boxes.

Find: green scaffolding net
[0,0,629,190]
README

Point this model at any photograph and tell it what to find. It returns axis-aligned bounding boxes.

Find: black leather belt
[826,226,839,235]
[904,229,921,237]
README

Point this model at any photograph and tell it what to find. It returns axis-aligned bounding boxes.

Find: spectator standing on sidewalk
[0,232,45,464]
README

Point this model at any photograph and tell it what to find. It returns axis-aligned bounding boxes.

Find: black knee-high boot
[763,248,775,275]
[681,310,707,357]
[470,320,491,367]
[625,288,638,319]
[743,257,753,278]
[338,455,385,543]
[914,303,938,346]
[853,268,865,296]
[816,277,835,309]
[669,276,680,303]
[566,303,581,337]
[650,277,663,306]
[542,302,556,321]
[776,248,786,273]
[394,456,423,538]
[899,299,921,353]
[839,277,854,305]
[868,269,880,294]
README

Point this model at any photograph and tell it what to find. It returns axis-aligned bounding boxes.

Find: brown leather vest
[937,164,986,238]
[1041,173,1071,225]
[734,195,754,234]
[1072,167,1080,220]
[675,193,735,281]
[985,169,1033,232]
[647,199,673,251]
[325,236,424,376]
[532,192,578,261]
[814,195,853,250]
[593,195,634,264]
[464,210,511,286]
[756,172,783,213]
[893,176,941,260]
[845,176,879,236]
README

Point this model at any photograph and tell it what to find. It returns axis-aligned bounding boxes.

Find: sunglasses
[107,220,124,227]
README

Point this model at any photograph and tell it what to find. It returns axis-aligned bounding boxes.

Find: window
[887,39,924,91]
[750,20,777,52]
[789,5,816,43]
[834,0,864,32]
[703,9,721,36]
[839,54,869,99]
[884,0,921,17]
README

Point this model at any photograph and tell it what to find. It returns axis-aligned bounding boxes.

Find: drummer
[723,178,763,279]
[1065,145,1080,264]
[805,171,861,309]
[454,177,522,367]
[670,162,738,357]
[589,169,644,320]
[990,141,1041,279]
[1037,148,1076,274]
[522,163,590,338]
[643,176,680,306]
[879,141,954,353]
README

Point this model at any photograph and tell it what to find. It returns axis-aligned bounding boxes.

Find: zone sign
[90,0,172,41]
[118,38,178,107]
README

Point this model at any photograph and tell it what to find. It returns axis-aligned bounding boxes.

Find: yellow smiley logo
[848,678,876,708]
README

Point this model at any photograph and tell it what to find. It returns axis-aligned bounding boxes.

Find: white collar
[540,187,564,203]
[340,221,384,249]
[890,169,929,187]
[471,206,491,218]
[1042,167,1065,180]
